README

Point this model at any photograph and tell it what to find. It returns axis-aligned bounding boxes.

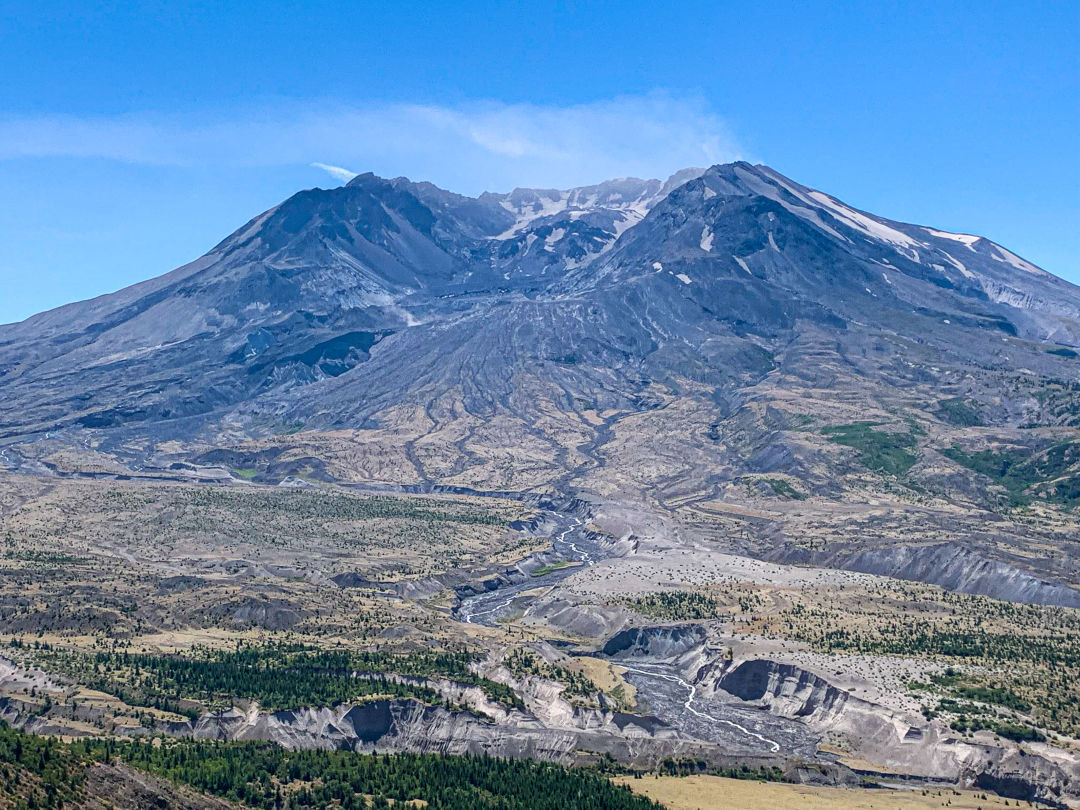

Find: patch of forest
[0,721,664,809]
[31,642,522,714]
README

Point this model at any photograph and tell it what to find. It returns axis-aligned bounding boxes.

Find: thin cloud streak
[310,162,359,183]
[0,95,744,193]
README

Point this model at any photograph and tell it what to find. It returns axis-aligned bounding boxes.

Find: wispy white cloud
[0,94,744,193]
[310,162,358,183]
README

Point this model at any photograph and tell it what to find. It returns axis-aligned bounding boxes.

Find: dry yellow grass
[570,655,637,707]
[615,775,1031,810]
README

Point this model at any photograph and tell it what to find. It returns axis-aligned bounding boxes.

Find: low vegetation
[943,440,1080,508]
[530,561,576,577]
[503,648,599,705]
[745,477,806,499]
[622,591,727,621]
[616,773,1030,810]
[937,397,983,427]
[822,422,919,476]
[1032,380,1080,426]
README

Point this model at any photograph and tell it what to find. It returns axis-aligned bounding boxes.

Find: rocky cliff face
[699,656,1080,808]
[0,681,845,784]
[763,539,1080,609]
[152,696,848,783]
[581,624,1080,808]
[78,762,238,810]
[825,542,1080,608]
[601,623,707,659]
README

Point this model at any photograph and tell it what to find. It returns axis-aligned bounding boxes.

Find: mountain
[1,162,1074,451]
[2,163,1080,607]
[0,168,707,441]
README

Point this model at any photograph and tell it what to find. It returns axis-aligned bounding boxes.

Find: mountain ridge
[0,162,1077,473]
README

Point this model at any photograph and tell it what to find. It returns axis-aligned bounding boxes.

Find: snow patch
[940,252,975,279]
[612,204,650,238]
[734,256,752,275]
[734,167,851,243]
[700,226,714,252]
[992,245,1045,275]
[495,192,569,239]
[925,228,981,249]
[493,177,676,241]
[544,227,566,247]
[807,190,926,249]
[676,273,692,285]
[652,261,663,271]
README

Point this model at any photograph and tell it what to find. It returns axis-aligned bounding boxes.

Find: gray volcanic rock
[839,542,1080,608]
[1,162,1076,447]
[0,174,458,438]
[569,162,1076,347]
[0,168,703,441]
[81,762,238,809]
[601,624,707,659]
[701,657,1080,807]
[3,161,1080,606]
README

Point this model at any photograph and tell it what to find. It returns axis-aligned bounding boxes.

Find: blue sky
[1,0,1077,324]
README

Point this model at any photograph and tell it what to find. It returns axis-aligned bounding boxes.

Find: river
[452,506,818,758]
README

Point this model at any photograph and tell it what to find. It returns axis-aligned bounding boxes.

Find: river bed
[452,508,820,758]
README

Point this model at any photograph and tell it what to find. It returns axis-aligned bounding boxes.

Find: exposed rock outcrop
[839,543,1080,608]
[78,762,236,809]
[602,623,707,660]
[699,657,1080,808]
[768,540,1080,608]
[152,697,839,779]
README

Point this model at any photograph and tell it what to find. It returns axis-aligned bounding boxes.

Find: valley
[0,162,1078,807]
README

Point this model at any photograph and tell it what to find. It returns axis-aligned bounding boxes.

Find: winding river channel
[453,507,817,758]
[455,514,596,624]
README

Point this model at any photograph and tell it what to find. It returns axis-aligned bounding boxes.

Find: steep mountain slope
[0,169,708,442]
[1,162,1073,447]
[0,173,459,438]
[213,164,1080,485]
